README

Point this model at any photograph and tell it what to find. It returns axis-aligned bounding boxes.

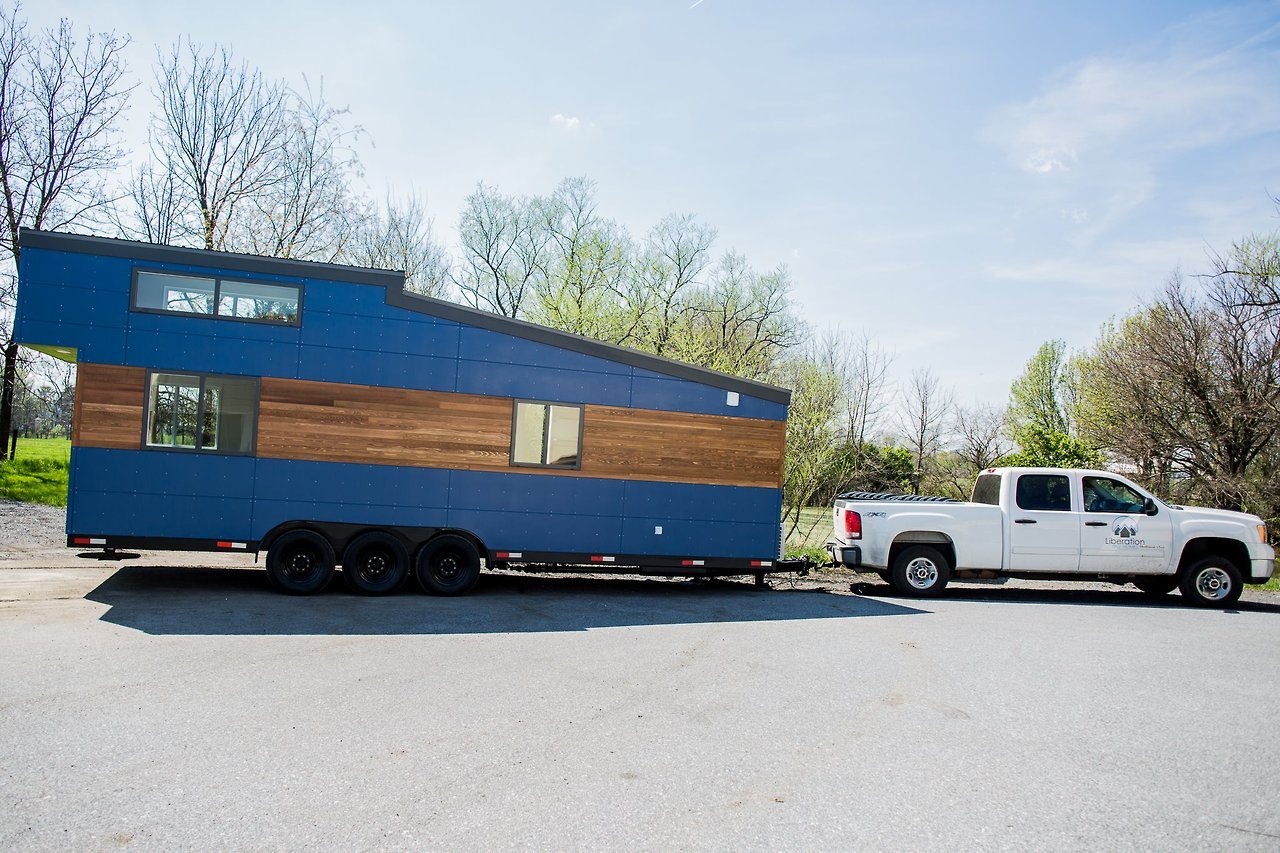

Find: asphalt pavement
[2,564,1279,851]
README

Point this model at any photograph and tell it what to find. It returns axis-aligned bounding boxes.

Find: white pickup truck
[826,467,1275,607]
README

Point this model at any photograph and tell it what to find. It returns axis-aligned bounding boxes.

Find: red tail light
[842,509,861,539]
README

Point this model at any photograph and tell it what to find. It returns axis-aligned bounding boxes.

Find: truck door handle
[1085,521,1107,527]
[1013,519,1037,524]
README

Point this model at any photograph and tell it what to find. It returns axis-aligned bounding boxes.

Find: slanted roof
[20,229,791,405]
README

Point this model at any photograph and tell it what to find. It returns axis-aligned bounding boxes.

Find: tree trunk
[0,340,16,461]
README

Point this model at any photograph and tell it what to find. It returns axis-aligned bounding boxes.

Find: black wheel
[415,534,482,596]
[1178,556,1243,608]
[265,529,335,595]
[342,531,409,595]
[889,545,951,597]
[1133,576,1178,597]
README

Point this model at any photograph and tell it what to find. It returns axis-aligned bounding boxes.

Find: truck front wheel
[1179,557,1243,608]
[890,545,951,598]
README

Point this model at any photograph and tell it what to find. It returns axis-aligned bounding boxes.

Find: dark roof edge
[19,228,403,287]
[20,228,792,406]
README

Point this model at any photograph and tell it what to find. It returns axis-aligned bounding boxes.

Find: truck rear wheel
[342,531,409,595]
[266,529,335,595]
[1178,557,1243,608]
[890,545,950,597]
[415,534,482,596]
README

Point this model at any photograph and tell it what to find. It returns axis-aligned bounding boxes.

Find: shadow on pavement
[84,566,927,636]
[851,580,1280,614]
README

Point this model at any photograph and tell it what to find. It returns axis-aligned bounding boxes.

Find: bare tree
[344,195,451,298]
[1075,254,1280,512]
[897,368,953,495]
[454,182,552,317]
[0,5,129,459]
[238,80,362,261]
[631,212,716,353]
[150,38,288,251]
[531,177,634,339]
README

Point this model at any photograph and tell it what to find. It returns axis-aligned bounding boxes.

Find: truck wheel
[1178,557,1243,608]
[342,531,409,596]
[266,529,335,595]
[890,545,950,597]
[415,534,482,596]
[1133,576,1178,597]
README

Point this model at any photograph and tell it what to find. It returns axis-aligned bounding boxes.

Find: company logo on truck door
[1107,516,1143,544]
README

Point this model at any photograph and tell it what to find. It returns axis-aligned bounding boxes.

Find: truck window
[146,372,258,454]
[1082,476,1146,514]
[511,401,583,469]
[972,474,1001,505]
[1015,474,1071,512]
[134,270,300,325]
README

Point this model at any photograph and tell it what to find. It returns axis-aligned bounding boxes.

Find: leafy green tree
[997,425,1101,469]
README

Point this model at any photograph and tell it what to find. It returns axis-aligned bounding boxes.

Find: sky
[31,0,1280,409]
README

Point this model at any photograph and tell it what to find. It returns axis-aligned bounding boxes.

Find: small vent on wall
[726,391,740,407]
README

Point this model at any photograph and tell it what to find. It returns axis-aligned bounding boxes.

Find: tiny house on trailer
[14,229,796,595]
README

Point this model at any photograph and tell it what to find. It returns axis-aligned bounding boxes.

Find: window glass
[511,401,582,468]
[1082,476,1146,514]
[972,474,1001,505]
[1015,474,1072,511]
[134,270,299,325]
[136,271,215,315]
[217,280,299,323]
[147,372,257,453]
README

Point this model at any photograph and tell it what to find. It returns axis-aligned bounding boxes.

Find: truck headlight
[1260,523,1270,544]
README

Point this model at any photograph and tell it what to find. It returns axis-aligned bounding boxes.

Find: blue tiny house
[15,230,794,594]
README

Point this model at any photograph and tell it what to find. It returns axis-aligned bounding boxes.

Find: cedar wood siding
[73,367,787,490]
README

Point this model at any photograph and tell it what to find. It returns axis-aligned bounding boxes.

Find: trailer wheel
[1133,576,1178,597]
[1178,556,1243,608]
[266,529,335,595]
[415,534,481,596]
[342,531,409,595]
[889,545,950,598]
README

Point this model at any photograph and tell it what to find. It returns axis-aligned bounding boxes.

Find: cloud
[990,16,1280,176]
[550,113,582,131]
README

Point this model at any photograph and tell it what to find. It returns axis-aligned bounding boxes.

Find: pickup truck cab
[826,467,1274,607]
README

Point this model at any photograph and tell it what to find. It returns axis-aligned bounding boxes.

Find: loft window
[133,270,300,325]
[511,401,583,469]
[146,372,258,455]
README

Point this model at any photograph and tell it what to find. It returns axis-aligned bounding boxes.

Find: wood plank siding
[73,366,786,489]
[72,363,146,449]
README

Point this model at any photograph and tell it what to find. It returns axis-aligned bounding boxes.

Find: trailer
[13,229,800,594]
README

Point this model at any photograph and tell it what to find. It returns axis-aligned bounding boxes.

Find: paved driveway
[2,565,1279,851]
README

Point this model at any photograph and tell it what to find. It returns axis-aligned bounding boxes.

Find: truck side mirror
[1143,497,1158,516]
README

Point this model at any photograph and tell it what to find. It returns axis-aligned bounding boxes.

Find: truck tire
[415,534,482,596]
[1133,576,1178,597]
[1178,556,1243,608]
[889,545,950,598]
[266,529,335,595]
[342,531,409,596]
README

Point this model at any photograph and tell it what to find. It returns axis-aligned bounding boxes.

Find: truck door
[1008,473,1081,572]
[1079,475,1173,573]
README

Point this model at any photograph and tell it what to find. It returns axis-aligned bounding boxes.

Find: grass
[0,437,70,506]
[784,506,831,558]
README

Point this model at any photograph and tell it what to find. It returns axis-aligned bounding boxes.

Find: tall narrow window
[511,401,582,469]
[146,372,258,454]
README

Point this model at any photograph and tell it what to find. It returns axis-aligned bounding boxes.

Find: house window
[511,401,582,469]
[134,270,300,325]
[146,372,258,454]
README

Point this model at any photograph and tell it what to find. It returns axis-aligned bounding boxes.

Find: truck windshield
[972,474,1001,505]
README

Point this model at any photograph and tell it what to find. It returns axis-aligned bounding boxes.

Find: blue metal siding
[17,245,787,420]
[67,448,781,559]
